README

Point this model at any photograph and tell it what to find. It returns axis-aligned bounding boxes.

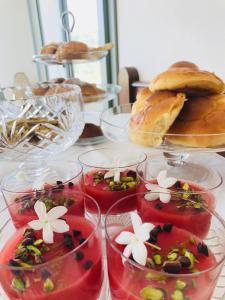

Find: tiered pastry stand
[100,102,225,300]
[33,10,121,146]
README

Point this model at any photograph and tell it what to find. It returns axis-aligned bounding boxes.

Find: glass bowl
[32,50,108,65]
[1,160,83,229]
[100,103,225,153]
[105,194,225,300]
[0,84,84,161]
[0,191,103,300]
[78,147,147,215]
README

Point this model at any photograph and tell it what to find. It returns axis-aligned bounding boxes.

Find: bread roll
[56,41,88,60]
[149,62,225,96]
[40,43,59,55]
[168,94,225,147]
[128,91,186,146]
[131,87,152,115]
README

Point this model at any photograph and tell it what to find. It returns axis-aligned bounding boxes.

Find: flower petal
[130,212,142,235]
[115,231,134,244]
[157,170,167,186]
[159,191,171,203]
[50,219,70,233]
[34,201,47,220]
[145,183,158,191]
[132,241,148,266]
[104,170,114,179]
[136,223,154,242]
[163,177,177,189]
[144,192,159,201]
[122,244,132,264]
[114,170,120,182]
[42,223,54,244]
[28,220,43,231]
[47,206,68,221]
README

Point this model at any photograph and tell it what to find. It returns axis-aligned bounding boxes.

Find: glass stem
[163,152,189,167]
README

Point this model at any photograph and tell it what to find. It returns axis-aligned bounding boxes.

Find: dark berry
[56,180,63,185]
[23,228,35,239]
[41,269,51,279]
[127,170,137,179]
[73,230,81,237]
[74,251,84,261]
[8,259,21,275]
[58,184,64,190]
[83,260,93,270]
[155,203,163,210]
[68,182,74,187]
[163,261,182,274]
[163,224,173,233]
[148,235,157,244]
[179,256,191,268]
[79,238,86,245]
[21,238,35,246]
[197,242,209,256]
[175,181,182,189]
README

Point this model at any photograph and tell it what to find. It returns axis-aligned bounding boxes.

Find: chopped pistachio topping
[183,250,196,269]
[33,239,43,246]
[167,251,178,261]
[140,285,165,300]
[43,277,54,292]
[11,277,25,292]
[191,279,197,288]
[171,290,184,300]
[153,254,162,265]
[175,280,186,290]
[146,272,167,283]
[27,245,42,255]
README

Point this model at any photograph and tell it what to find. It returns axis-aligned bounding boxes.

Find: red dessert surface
[107,224,216,300]
[83,169,139,214]
[137,181,214,238]
[0,216,103,300]
[9,182,84,228]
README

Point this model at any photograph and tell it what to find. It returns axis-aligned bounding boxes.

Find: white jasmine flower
[104,158,129,182]
[115,212,154,266]
[28,201,69,244]
[144,170,177,203]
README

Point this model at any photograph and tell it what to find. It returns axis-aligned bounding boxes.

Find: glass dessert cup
[136,160,222,238]
[105,194,225,300]
[1,161,84,229]
[0,192,103,300]
[100,103,225,181]
[78,147,147,215]
[0,84,84,171]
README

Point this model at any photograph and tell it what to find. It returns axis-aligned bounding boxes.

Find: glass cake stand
[100,103,225,182]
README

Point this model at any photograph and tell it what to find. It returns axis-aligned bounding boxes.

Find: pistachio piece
[43,277,54,292]
[171,290,184,300]
[191,279,197,288]
[146,272,167,283]
[175,280,186,290]
[153,254,162,265]
[183,250,196,269]
[167,252,178,261]
[140,285,165,300]
[27,245,41,255]
[33,239,43,246]
[127,181,136,188]
[121,176,134,182]
[11,277,25,292]
[182,183,190,191]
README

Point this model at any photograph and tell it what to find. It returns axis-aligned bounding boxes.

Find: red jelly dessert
[107,222,217,300]
[0,215,103,300]
[8,181,84,228]
[83,169,139,214]
[137,179,214,238]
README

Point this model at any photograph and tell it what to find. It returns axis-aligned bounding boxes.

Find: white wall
[0,0,37,86]
[117,0,225,81]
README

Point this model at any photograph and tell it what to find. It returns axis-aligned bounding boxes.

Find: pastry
[32,83,49,96]
[131,87,152,115]
[79,123,103,139]
[149,61,225,96]
[168,94,225,147]
[45,85,73,96]
[40,43,59,55]
[56,41,89,60]
[128,91,186,146]
[64,78,106,102]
